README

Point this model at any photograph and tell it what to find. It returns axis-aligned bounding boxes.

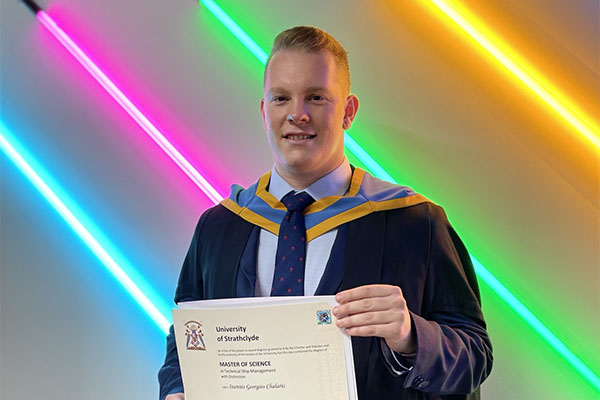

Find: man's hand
[165,394,184,400]
[333,284,416,354]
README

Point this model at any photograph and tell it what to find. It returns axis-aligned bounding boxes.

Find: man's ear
[342,94,359,130]
[260,97,266,130]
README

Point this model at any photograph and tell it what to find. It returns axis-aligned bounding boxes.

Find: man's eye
[310,95,325,101]
[272,96,287,102]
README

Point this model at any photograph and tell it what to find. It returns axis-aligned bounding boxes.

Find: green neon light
[344,133,396,182]
[471,258,600,390]
[197,0,600,391]
[199,0,268,64]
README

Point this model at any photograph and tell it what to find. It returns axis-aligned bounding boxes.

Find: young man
[159,26,492,400]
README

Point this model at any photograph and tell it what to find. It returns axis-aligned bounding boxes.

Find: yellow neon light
[424,0,600,151]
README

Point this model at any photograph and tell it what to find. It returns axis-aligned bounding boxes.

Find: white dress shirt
[254,159,352,296]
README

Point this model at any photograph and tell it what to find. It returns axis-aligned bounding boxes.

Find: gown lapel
[212,212,254,298]
[340,212,386,397]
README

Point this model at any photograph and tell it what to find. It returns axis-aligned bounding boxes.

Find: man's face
[261,50,358,182]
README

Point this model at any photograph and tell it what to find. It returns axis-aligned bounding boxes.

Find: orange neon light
[423,0,600,151]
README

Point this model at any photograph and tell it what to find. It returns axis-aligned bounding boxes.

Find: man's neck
[275,161,345,190]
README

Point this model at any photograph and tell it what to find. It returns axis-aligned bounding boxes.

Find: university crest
[184,320,206,351]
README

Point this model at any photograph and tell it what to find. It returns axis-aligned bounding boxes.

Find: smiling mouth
[283,133,316,141]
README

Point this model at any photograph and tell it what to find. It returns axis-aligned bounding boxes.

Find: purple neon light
[36,11,224,204]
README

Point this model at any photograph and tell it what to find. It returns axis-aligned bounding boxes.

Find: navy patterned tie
[271,191,315,296]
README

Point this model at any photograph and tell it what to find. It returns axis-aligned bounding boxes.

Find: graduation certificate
[172,296,357,400]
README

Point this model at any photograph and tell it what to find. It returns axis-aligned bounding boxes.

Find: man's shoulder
[378,200,448,224]
[188,204,254,254]
[197,203,244,226]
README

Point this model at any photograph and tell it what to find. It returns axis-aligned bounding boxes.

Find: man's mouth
[283,133,316,141]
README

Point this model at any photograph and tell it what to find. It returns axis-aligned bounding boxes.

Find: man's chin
[277,157,320,176]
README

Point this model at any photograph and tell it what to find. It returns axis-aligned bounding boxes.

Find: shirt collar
[269,159,352,201]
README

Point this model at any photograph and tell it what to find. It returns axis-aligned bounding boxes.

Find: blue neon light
[0,122,172,334]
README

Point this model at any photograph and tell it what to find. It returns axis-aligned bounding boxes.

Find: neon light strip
[472,257,600,390]
[34,10,223,204]
[424,0,600,151]
[21,0,227,340]
[0,122,171,334]
[344,133,396,183]
[200,0,268,64]
[197,0,600,390]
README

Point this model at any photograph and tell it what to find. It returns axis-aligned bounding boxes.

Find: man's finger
[335,310,404,329]
[335,284,402,304]
[343,322,400,338]
[333,295,401,318]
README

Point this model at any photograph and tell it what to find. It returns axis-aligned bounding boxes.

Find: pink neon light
[36,11,224,204]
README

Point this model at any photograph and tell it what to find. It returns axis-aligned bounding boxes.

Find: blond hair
[265,26,350,94]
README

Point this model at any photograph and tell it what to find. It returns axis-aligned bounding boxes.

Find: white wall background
[1,0,598,399]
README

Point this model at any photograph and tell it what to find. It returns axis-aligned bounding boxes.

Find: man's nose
[288,101,310,124]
